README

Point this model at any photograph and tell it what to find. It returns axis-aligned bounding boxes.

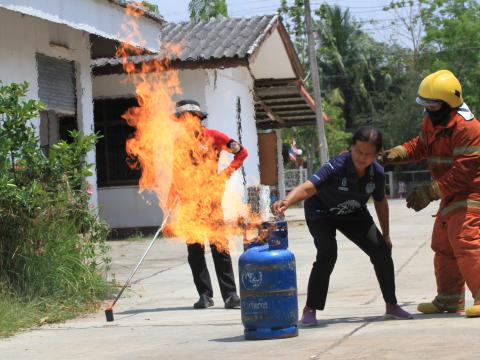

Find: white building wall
[249,30,296,79]
[204,67,260,186]
[0,0,160,51]
[92,66,261,228]
[0,7,98,206]
[97,187,163,228]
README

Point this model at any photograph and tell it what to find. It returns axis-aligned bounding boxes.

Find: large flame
[116,4,261,251]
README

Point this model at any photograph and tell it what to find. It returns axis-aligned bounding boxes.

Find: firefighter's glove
[382,145,409,165]
[406,181,442,212]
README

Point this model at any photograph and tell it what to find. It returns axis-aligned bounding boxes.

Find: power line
[229,6,389,16]
[242,0,388,9]
[159,1,395,19]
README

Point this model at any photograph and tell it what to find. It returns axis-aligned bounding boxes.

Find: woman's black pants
[306,211,397,310]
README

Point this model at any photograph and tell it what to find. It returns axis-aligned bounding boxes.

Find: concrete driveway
[1,199,478,360]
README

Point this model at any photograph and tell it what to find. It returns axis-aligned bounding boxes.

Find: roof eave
[276,18,305,79]
[92,57,249,76]
[103,0,165,24]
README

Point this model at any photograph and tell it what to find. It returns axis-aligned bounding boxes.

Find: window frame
[94,97,141,188]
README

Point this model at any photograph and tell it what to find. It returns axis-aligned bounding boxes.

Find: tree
[315,4,377,130]
[365,40,424,146]
[278,1,351,162]
[139,1,160,14]
[382,0,426,72]
[278,0,308,67]
[188,0,228,22]
[421,0,480,113]
[372,71,424,148]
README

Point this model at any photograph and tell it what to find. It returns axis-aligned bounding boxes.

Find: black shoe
[224,294,241,309]
[193,294,214,309]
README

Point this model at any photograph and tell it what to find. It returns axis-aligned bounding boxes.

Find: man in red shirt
[168,100,248,309]
[384,70,480,318]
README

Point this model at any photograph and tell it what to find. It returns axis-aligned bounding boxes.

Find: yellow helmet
[416,70,463,108]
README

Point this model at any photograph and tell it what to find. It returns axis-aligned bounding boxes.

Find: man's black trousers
[306,211,397,310]
[187,242,237,301]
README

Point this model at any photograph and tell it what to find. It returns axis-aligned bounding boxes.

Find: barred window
[94,98,140,187]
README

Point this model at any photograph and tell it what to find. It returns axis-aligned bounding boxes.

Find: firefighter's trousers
[431,208,480,310]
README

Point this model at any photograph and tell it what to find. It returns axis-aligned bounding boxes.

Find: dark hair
[350,126,383,152]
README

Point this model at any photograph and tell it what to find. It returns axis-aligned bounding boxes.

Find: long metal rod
[109,209,172,309]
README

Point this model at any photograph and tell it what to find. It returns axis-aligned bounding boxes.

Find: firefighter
[383,70,480,318]
[169,99,248,309]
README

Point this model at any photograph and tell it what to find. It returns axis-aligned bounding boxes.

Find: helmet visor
[416,96,442,107]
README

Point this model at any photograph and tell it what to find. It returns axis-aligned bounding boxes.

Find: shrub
[0,81,110,312]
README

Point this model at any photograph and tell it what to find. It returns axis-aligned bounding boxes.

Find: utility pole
[304,0,329,163]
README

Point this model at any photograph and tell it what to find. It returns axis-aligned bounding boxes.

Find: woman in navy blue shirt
[273,127,412,326]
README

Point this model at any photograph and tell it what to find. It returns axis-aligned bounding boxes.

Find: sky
[150,0,404,44]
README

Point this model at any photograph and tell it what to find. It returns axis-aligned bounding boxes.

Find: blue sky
[150,0,401,44]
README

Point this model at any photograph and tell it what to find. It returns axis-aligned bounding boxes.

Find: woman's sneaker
[301,307,318,326]
[385,304,413,320]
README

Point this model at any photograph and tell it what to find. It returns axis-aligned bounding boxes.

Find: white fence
[284,168,308,192]
[387,170,431,198]
[283,169,431,199]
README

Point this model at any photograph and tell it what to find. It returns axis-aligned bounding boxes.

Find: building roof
[92,15,320,129]
[254,79,328,129]
[93,15,303,77]
[160,15,276,62]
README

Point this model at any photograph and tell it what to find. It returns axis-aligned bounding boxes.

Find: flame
[116,4,263,252]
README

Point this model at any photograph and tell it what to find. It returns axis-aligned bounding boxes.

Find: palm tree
[315,4,376,129]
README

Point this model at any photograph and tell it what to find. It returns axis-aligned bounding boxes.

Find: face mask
[427,102,452,126]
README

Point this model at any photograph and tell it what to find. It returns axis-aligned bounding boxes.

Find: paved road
[1,200,479,359]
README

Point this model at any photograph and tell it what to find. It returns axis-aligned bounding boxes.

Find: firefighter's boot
[417,301,464,314]
[465,301,480,318]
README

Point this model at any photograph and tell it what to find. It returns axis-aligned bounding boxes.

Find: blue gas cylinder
[239,220,298,340]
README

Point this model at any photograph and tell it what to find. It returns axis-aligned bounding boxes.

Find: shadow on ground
[209,335,246,343]
[118,306,194,315]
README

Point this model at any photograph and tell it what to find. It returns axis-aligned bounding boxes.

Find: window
[40,112,78,155]
[59,116,78,143]
[37,53,78,155]
[94,98,140,187]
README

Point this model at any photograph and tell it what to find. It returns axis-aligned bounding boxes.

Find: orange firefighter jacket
[401,105,480,215]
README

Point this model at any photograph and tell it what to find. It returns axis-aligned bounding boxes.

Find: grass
[0,213,111,337]
[0,295,39,337]
[0,293,104,337]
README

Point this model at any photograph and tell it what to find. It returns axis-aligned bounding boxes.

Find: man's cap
[175,99,208,119]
